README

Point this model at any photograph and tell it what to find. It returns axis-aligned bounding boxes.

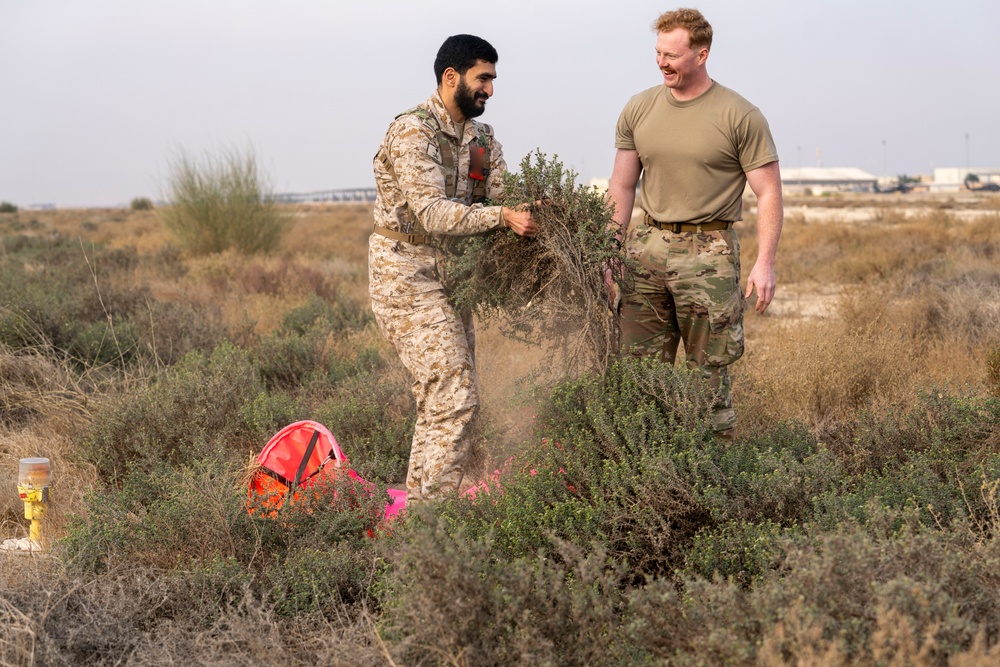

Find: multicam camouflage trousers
[619,222,746,434]
[370,288,478,502]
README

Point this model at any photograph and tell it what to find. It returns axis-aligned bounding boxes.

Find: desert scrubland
[1,191,1000,665]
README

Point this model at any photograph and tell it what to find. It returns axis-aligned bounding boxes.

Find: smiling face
[442,59,497,122]
[454,61,496,119]
[655,28,710,100]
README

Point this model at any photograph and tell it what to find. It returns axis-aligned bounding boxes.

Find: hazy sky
[2,0,998,208]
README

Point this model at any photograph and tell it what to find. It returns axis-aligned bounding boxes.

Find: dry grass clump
[0,560,389,667]
[446,151,630,376]
[738,282,1000,434]
[0,344,97,537]
[768,210,1000,285]
[736,202,1000,435]
[629,519,1000,666]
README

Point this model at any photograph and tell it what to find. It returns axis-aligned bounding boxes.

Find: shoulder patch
[426,140,442,163]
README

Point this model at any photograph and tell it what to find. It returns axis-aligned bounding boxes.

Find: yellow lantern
[17,457,52,547]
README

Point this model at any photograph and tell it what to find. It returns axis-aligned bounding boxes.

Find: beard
[455,77,488,119]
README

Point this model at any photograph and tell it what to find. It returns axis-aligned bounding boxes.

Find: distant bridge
[273,188,377,204]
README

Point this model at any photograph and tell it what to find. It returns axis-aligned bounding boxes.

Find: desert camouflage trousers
[619,222,746,434]
[370,289,478,502]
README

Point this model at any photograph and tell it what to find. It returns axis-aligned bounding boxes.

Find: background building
[780,167,878,195]
[932,168,1000,192]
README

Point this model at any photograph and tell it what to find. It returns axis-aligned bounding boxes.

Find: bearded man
[369,34,537,502]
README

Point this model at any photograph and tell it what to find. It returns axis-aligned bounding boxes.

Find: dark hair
[434,34,498,84]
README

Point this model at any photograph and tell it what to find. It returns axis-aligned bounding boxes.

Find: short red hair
[653,8,713,50]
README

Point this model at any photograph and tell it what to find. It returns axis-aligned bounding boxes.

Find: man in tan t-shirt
[607,8,783,439]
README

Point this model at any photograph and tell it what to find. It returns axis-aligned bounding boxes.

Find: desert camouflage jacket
[369,92,507,297]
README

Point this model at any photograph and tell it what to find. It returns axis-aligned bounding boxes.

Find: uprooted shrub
[445,151,633,375]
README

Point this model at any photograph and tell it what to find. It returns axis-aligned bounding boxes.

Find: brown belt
[643,213,733,233]
[373,224,432,245]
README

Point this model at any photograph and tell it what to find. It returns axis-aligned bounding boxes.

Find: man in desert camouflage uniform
[607,9,783,439]
[369,34,537,502]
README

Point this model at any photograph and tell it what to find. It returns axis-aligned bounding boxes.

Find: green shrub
[684,519,789,587]
[269,546,377,614]
[0,238,152,367]
[382,513,635,667]
[281,293,371,335]
[79,342,267,484]
[129,196,154,211]
[161,145,293,255]
[254,311,382,394]
[327,345,385,386]
[314,369,414,482]
[254,327,328,392]
[688,421,843,526]
[69,318,141,367]
[0,201,17,213]
[435,357,716,577]
[815,390,1000,530]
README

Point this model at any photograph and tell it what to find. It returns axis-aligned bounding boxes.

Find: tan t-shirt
[615,81,778,224]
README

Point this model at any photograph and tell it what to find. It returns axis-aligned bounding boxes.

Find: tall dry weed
[161,145,293,255]
[738,319,917,433]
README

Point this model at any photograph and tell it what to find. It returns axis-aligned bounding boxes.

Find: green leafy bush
[314,369,414,482]
[382,514,634,667]
[161,145,292,255]
[0,237,152,367]
[79,342,267,484]
[435,357,717,577]
[0,201,18,213]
